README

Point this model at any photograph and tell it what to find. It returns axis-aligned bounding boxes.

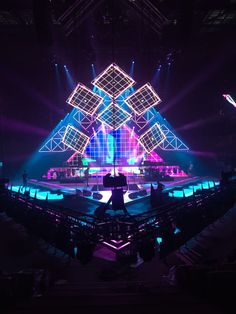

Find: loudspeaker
[128,192,139,200]
[138,189,147,196]
[128,184,139,191]
[83,190,92,197]
[92,192,103,200]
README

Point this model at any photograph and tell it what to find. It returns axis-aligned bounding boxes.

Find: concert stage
[35,63,190,200]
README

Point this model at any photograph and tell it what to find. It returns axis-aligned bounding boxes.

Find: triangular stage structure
[39,63,189,171]
[159,125,189,151]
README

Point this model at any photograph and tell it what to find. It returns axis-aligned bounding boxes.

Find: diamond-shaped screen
[125,83,161,115]
[67,83,103,116]
[138,123,166,153]
[97,103,131,130]
[62,124,90,154]
[92,63,135,99]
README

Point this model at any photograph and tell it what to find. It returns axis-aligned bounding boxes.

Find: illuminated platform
[23,176,219,208]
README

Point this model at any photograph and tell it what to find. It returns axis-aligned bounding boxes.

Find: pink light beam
[223,94,236,108]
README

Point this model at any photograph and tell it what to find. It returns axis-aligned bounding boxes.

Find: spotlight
[132,61,135,63]
[55,63,58,66]
[64,65,66,68]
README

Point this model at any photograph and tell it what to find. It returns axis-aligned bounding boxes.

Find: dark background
[0,0,236,178]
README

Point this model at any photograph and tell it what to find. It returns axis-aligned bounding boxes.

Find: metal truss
[57,0,105,37]
[159,125,189,151]
[73,110,95,130]
[39,126,70,152]
[132,110,155,131]
[126,0,169,36]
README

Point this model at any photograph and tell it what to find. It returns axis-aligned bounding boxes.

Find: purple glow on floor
[103,241,130,250]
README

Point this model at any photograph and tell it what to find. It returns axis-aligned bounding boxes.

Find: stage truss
[39,63,189,170]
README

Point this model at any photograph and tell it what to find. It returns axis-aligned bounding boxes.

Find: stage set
[11,63,220,210]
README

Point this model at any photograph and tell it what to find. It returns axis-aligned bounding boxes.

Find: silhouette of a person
[84,167,90,187]
[22,170,28,187]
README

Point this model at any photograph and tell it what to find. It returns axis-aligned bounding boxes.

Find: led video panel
[92,63,135,99]
[67,83,103,116]
[62,124,90,154]
[97,103,131,130]
[125,83,161,115]
[138,123,166,153]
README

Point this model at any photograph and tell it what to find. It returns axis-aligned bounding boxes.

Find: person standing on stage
[156,180,165,202]
[157,181,165,193]
[188,161,194,176]
[84,166,90,187]
[22,170,28,187]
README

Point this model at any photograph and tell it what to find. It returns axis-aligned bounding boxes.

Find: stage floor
[26,176,202,216]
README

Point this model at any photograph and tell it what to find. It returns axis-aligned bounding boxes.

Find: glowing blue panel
[189,184,202,192]
[208,181,215,188]
[85,126,143,164]
[202,181,210,189]
[172,190,184,197]
[183,188,194,197]
[169,189,193,198]
[36,191,64,200]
